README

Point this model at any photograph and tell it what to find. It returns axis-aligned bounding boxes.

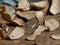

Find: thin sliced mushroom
[50,0,60,14]
[13,17,25,26]
[31,1,48,9]
[16,11,35,20]
[35,11,44,25]
[51,35,60,39]
[9,27,25,39]
[17,0,30,11]
[27,25,47,40]
[45,18,59,31]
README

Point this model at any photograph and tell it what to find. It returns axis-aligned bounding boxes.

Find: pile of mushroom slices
[0,0,60,40]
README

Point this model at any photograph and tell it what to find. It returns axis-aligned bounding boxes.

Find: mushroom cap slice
[50,0,60,14]
[13,17,25,26]
[45,18,59,31]
[27,25,47,40]
[31,1,48,9]
[51,35,60,39]
[35,11,44,25]
[9,27,25,39]
[18,0,30,11]
[2,5,16,21]
[16,11,35,20]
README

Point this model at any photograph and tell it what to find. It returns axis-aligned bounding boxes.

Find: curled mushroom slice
[9,27,25,39]
[16,11,35,20]
[13,17,25,26]
[35,11,44,25]
[18,0,30,11]
[51,35,60,39]
[27,25,47,40]
[1,5,16,21]
[31,1,48,9]
[50,0,60,14]
[45,18,59,31]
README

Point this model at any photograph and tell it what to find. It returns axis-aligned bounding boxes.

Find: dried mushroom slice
[16,11,35,20]
[35,11,44,25]
[18,0,30,11]
[13,17,25,26]
[27,25,47,40]
[45,18,59,31]
[30,0,48,9]
[1,5,16,21]
[51,35,60,39]
[50,0,60,14]
[9,27,25,39]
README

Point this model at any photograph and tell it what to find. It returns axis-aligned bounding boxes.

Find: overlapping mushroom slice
[45,18,59,31]
[50,0,60,14]
[1,5,25,26]
[27,25,47,40]
[16,11,35,20]
[1,5,16,22]
[35,11,44,25]
[13,17,25,26]
[51,35,60,39]
[9,27,25,39]
[18,0,30,11]
[30,0,48,9]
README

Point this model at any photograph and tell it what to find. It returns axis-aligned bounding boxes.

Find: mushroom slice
[50,0,60,14]
[35,11,44,25]
[9,27,25,39]
[45,18,59,31]
[31,1,48,9]
[2,5,16,21]
[18,0,30,11]
[13,17,25,26]
[27,25,47,40]
[16,11,35,20]
[3,0,16,6]
[51,35,60,39]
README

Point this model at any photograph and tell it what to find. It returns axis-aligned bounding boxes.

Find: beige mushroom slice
[35,11,44,25]
[1,5,16,21]
[51,35,60,39]
[27,25,47,40]
[18,0,30,11]
[13,17,25,26]
[45,18,59,31]
[16,11,35,20]
[50,0,60,14]
[9,27,25,39]
[31,1,48,9]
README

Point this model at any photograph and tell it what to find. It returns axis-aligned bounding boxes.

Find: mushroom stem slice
[45,18,59,31]
[51,35,60,39]
[27,26,47,40]
[18,0,30,11]
[35,11,44,25]
[50,0,60,14]
[9,27,25,39]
